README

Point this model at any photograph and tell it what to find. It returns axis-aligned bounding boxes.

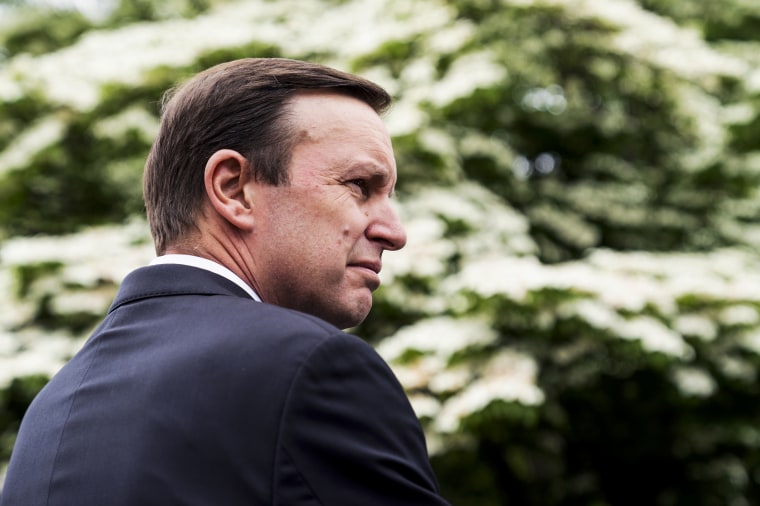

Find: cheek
[337,222,366,251]
[304,223,351,259]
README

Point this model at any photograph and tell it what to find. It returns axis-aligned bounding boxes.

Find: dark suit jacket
[1,264,448,505]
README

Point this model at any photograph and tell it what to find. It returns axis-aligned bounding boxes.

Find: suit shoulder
[226,298,344,340]
[186,297,358,367]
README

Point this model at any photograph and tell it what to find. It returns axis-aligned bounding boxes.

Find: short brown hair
[143,58,392,254]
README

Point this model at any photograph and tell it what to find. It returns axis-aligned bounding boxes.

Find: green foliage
[389,133,462,189]
[354,279,431,345]
[11,261,63,298]
[0,375,49,463]
[424,2,747,262]
[352,39,419,77]
[0,8,92,57]
[0,94,52,153]
[0,39,285,238]
[3,0,760,504]
[728,97,760,153]
[422,290,760,505]
[103,0,219,25]
[640,0,760,42]
[8,259,106,333]
[0,117,146,235]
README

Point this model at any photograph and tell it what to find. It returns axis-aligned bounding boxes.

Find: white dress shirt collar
[150,254,261,301]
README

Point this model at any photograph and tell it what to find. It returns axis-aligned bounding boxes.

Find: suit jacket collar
[108,264,252,314]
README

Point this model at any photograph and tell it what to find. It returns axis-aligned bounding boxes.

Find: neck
[165,226,266,302]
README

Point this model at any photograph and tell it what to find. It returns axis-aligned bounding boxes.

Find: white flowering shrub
[2,0,760,503]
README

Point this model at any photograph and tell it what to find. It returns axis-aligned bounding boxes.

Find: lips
[348,260,382,290]
[349,260,381,274]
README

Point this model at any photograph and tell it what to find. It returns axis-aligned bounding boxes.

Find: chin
[330,313,367,330]
[313,291,373,329]
[330,305,372,330]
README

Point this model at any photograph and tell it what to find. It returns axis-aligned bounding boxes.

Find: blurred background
[1,0,760,503]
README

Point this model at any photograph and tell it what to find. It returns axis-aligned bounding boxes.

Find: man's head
[143,58,406,328]
[144,58,391,255]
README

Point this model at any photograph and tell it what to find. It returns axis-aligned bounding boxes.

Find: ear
[204,149,255,231]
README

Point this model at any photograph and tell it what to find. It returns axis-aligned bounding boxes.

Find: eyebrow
[374,169,397,198]
[349,163,397,197]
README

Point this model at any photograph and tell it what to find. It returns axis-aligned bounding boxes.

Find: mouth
[349,260,381,274]
[348,260,382,290]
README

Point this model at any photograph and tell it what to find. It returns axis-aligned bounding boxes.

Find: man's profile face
[246,92,407,329]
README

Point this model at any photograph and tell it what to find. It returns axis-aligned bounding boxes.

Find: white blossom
[388,355,447,390]
[429,364,473,394]
[672,366,716,397]
[0,329,87,387]
[674,314,718,341]
[1,0,760,472]
[0,0,457,110]
[427,50,507,107]
[0,116,65,175]
[740,329,760,355]
[499,0,748,85]
[1,220,152,270]
[617,316,694,359]
[377,316,498,362]
[719,305,759,327]
[425,19,475,54]
[50,289,114,316]
[94,106,159,142]
[435,350,544,433]
[571,299,621,330]
[718,356,755,382]
[0,222,154,387]
[408,393,442,419]
[383,183,535,283]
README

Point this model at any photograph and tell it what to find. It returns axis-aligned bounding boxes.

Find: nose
[367,201,407,251]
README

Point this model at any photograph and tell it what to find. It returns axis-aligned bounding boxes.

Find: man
[1,58,449,505]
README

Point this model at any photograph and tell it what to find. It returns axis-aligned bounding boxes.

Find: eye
[347,179,370,197]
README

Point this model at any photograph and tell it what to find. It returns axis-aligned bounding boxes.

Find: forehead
[288,91,389,138]
[287,92,397,173]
